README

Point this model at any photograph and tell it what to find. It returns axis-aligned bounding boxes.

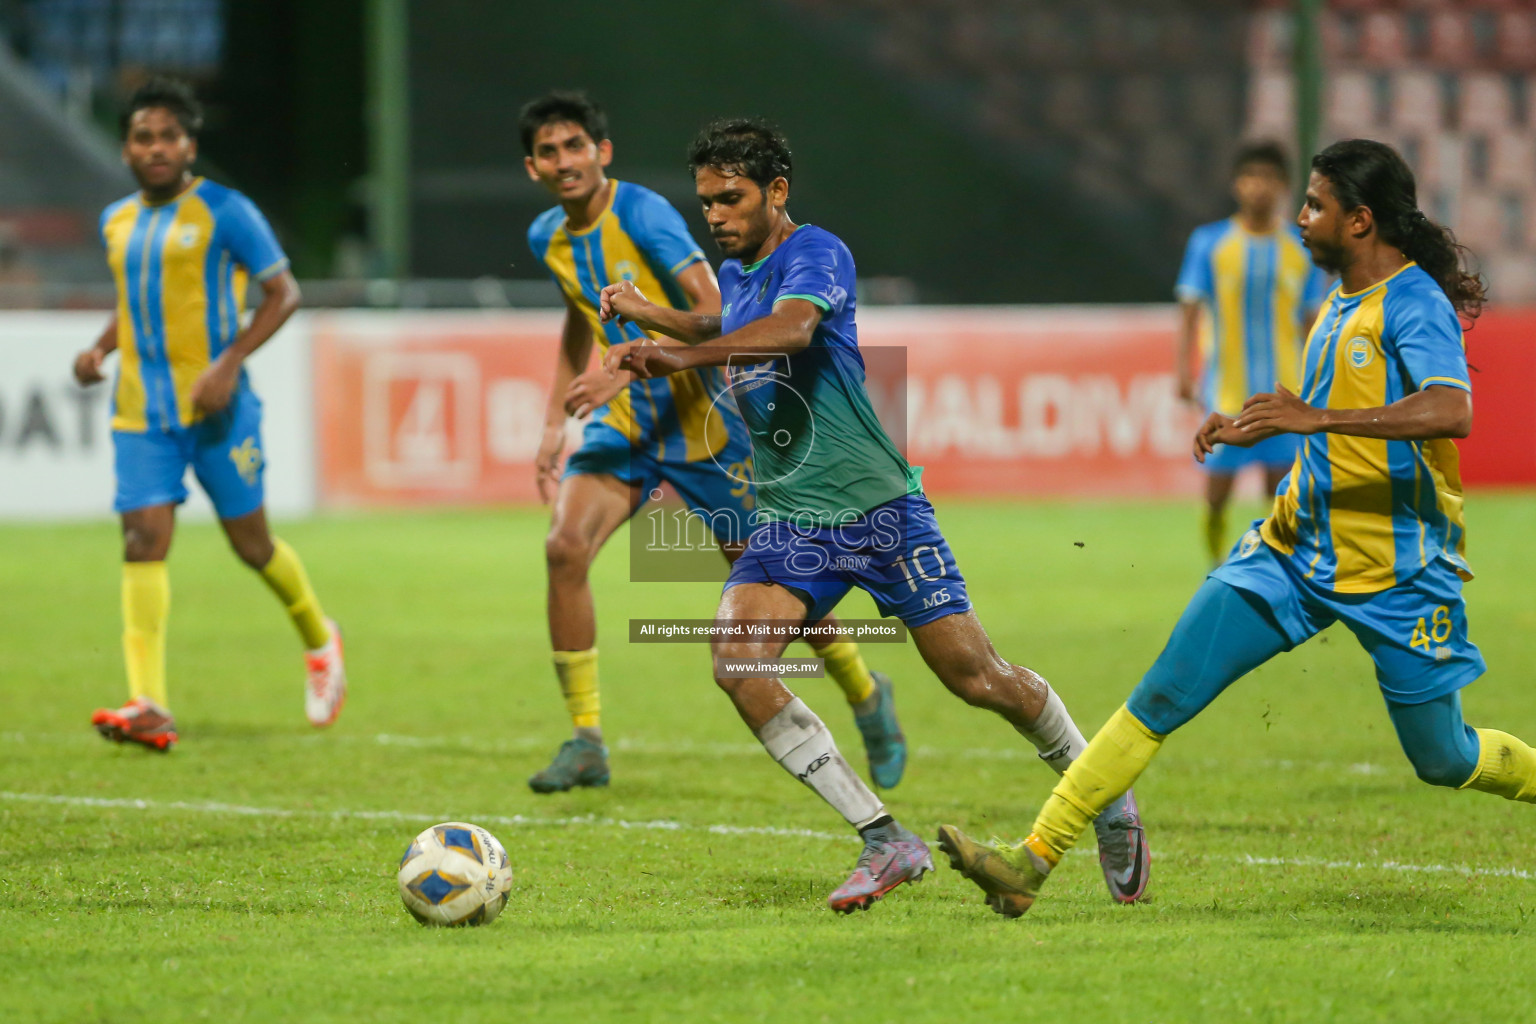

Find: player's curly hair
[688,118,792,188]
[1312,139,1485,321]
[518,90,609,156]
[121,77,203,139]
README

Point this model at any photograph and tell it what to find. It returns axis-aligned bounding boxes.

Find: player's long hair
[1311,140,1485,322]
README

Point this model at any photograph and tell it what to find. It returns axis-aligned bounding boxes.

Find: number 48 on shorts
[1410,605,1455,652]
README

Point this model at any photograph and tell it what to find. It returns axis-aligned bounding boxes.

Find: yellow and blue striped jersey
[528,180,731,464]
[1177,218,1332,416]
[101,177,288,433]
[1260,263,1471,594]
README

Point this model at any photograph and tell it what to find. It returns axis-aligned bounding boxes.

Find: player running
[940,139,1536,918]
[1176,142,1331,566]
[73,79,345,751]
[600,118,1150,913]
[520,92,905,794]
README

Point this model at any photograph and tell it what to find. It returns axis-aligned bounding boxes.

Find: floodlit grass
[3,496,1535,1022]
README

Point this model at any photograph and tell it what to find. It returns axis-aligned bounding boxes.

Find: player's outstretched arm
[73,313,118,385]
[604,299,821,380]
[598,280,720,343]
[1235,383,1471,442]
[190,270,301,415]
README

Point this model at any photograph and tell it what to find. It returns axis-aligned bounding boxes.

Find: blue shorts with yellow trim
[723,493,973,628]
[563,420,755,544]
[1201,431,1299,475]
[113,388,265,519]
[1211,530,1485,703]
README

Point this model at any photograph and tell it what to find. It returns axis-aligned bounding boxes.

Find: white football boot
[305,618,347,727]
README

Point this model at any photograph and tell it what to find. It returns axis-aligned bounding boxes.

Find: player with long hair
[939,139,1536,918]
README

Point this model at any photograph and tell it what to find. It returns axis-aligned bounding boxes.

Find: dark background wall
[196,0,365,278]
[196,0,1246,301]
[404,0,1246,302]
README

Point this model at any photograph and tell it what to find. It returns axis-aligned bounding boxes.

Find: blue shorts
[563,420,755,545]
[1202,431,1299,475]
[724,493,973,627]
[1211,530,1485,703]
[113,389,266,519]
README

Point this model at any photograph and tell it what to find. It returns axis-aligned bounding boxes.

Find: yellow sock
[1459,729,1536,802]
[259,538,331,649]
[817,640,875,705]
[553,648,600,730]
[122,561,170,708]
[1027,704,1164,864]
[1204,505,1228,565]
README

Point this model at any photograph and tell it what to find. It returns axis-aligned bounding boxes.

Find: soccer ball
[397,822,512,926]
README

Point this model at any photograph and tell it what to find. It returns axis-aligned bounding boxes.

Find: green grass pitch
[4,496,1535,1022]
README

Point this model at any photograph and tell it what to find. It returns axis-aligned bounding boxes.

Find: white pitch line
[0,791,848,842]
[1237,854,1535,882]
[0,730,1402,777]
[1,790,1530,883]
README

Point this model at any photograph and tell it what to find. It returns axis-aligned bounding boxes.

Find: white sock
[756,698,885,829]
[1014,683,1088,775]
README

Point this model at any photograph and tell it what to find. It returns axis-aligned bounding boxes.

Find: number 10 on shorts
[894,546,949,593]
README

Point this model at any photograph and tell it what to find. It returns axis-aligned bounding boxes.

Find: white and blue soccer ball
[397,822,512,926]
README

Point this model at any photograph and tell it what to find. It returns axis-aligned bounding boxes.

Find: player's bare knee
[940,663,1007,712]
[231,535,274,570]
[544,529,591,578]
[710,638,770,691]
[122,523,168,562]
[711,671,742,698]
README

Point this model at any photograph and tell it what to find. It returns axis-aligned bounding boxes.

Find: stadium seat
[1391,71,1444,131]
[1327,72,1378,135]
[1458,190,1504,253]
[1460,74,1514,134]
[1246,10,1290,71]
[1245,70,1294,142]
[1427,11,1474,67]
[1488,131,1535,190]
[1495,11,1536,69]
[1359,12,1410,68]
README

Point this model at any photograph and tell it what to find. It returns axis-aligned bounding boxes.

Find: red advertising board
[314,311,569,506]
[865,307,1204,497]
[311,307,1536,507]
[1454,308,1536,486]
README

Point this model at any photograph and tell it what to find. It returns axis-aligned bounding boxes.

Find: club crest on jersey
[1238,529,1263,557]
[178,224,201,249]
[757,271,775,302]
[229,436,263,485]
[1346,336,1375,369]
[615,260,639,282]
